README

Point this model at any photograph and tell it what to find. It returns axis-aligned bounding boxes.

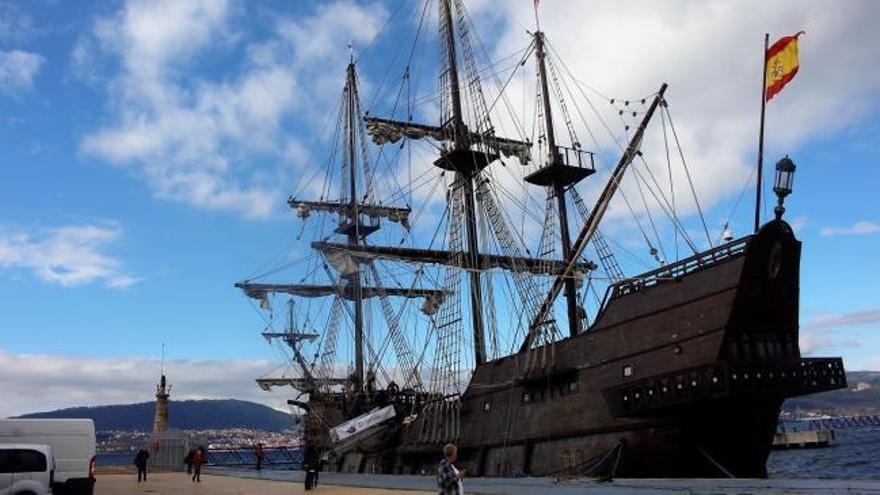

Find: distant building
[153,374,170,433]
[149,374,191,470]
[853,382,872,392]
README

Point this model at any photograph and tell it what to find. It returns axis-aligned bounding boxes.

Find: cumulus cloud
[77,0,388,219]
[819,221,880,237]
[462,0,880,244]
[0,222,139,289]
[800,309,880,355]
[0,49,44,93]
[0,349,291,418]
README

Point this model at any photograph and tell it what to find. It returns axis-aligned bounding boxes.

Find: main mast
[440,0,486,365]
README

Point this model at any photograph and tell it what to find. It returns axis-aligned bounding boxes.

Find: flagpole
[755,33,769,232]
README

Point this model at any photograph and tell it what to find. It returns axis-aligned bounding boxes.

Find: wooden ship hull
[312,220,845,478]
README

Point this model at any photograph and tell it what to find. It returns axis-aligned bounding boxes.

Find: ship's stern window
[622,365,634,378]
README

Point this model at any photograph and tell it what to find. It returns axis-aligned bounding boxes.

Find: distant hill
[15,399,295,432]
[784,371,880,415]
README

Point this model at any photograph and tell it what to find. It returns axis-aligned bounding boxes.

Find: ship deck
[203,467,880,494]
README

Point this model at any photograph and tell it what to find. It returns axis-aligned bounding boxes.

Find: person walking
[191,448,204,483]
[255,442,265,471]
[133,448,150,483]
[303,444,317,490]
[437,443,464,495]
[183,448,195,474]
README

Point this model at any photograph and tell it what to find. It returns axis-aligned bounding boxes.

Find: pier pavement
[204,467,880,495]
[95,472,431,494]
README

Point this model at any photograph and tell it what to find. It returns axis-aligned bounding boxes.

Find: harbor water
[97,427,880,479]
[767,426,880,479]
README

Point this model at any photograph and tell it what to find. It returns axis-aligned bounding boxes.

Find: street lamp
[773,155,796,220]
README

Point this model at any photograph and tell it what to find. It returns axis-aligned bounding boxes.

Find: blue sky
[1,0,879,416]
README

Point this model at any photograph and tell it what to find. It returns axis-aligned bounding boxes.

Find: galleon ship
[236,0,844,478]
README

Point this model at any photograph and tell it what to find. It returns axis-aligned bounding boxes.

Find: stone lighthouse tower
[152,374,170,433]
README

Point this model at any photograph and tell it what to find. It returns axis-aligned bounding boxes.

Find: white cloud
[0,349,291,418]
[78,0,388,219]
[800,309,880,355]
[461,0,880,242]
[788,216,808,235]
[819,221,880,237]
[0,222,139,289]
[0,49,43,93]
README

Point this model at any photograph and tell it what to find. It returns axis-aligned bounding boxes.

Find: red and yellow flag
[765,31,804,101]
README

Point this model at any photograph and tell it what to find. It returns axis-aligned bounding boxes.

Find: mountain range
[783,370,880,415]
[12,371,879,431]
[14,399,295,432]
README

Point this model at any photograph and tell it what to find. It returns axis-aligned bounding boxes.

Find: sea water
[766,427,880,479]
[97,428,880,478]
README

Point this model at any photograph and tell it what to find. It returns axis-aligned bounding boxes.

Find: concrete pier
[772,429,835,449]
[205,467,880,495]
[96,473,430,494]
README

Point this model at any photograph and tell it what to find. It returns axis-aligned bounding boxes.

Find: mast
[440,0,486,365]
[523,83,668,351]
[534,30,579,338]
[345,60,366,391]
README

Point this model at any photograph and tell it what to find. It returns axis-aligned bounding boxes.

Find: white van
[0,444,54,495]
[0,420,95,495]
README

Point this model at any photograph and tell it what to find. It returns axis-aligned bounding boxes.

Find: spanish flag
[765,31,804,101]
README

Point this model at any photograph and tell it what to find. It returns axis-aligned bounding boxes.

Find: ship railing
[609,236,750,299]
[555,145,595,171]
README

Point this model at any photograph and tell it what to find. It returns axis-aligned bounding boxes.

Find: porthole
[622,365,634,378]
[483,401,491,412]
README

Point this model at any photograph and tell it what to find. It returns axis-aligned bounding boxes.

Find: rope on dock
[697,446,735,479]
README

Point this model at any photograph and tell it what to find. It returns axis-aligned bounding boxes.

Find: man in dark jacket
[183,448,195,474]
[437,443,464,495]
[191,448,205,482]
[303,444,317,490]
[134,448,150,482]
[255,442,265,471]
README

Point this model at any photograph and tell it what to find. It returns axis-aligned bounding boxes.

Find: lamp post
[773,155,796,220]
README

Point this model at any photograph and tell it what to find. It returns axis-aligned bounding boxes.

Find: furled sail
[365,116,532,165]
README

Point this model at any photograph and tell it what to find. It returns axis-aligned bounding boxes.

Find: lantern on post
[773,155,796,220]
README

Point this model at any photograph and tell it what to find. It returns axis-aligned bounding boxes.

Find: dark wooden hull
[310,220,846,478]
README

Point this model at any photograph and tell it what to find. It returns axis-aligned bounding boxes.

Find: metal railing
[205,446,303,470]
[556,145,595,171]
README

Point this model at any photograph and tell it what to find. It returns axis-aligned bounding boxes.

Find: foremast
[524,82,669,350]
[523,29,594,338]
